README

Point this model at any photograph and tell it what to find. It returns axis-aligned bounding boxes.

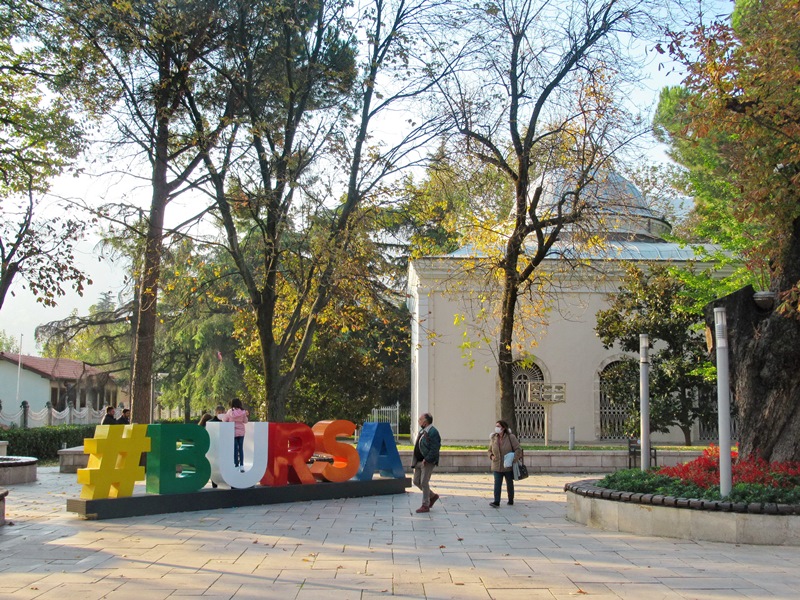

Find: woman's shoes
[489,499,514,507]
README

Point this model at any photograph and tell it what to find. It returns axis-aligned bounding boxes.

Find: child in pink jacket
[220,398,248,470]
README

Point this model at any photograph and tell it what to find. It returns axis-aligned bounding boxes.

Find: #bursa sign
[77,420,405,500]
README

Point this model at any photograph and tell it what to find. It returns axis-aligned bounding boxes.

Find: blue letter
[355,422,405,480]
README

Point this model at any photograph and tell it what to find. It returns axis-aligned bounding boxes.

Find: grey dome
[536,170,671,241]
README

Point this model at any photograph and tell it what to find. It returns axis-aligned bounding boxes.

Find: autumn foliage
[667,0,800,294]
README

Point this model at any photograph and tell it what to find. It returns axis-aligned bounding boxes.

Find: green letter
[146,424,211,494]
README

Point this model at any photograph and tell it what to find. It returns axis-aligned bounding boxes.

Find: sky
[1,176,133,356]
[1,26,690,357]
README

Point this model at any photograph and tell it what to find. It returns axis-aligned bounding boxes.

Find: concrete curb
[565,479,800,546]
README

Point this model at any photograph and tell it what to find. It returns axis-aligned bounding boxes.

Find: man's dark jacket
[412,426,441,466]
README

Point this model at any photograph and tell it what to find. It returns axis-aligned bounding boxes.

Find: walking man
[412,412,441,513]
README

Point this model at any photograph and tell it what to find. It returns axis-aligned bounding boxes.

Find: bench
[628,438,657,469]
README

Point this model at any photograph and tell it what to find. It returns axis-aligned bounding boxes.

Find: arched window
[598,360,636,440]
[513,362,545,440]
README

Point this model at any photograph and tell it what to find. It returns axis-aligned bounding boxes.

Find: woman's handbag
[513,458,529,481]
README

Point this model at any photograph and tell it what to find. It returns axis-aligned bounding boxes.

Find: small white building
[408,173,720,445]
[0,352,124,415]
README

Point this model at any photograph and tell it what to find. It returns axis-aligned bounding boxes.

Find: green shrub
[399,411,410,435]
[725,483,800,505]
[0,425,97,460]
[598,468,800,504]
[598,469,679,493]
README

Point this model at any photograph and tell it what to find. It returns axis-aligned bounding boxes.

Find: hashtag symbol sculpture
[78,425,151,500]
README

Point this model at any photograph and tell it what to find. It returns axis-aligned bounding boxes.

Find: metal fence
[0,400,185,428]
[357,402,400,441]
[698,411,740,443]
[153,405,185,421]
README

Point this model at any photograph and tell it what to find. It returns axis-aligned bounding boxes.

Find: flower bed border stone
[565,479,800,546]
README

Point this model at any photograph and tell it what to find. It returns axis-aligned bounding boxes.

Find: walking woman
[488,420,522,507]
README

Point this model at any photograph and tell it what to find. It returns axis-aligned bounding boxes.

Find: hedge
[0,425,98,460]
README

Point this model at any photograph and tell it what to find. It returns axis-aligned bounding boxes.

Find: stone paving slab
[2,468,800,598]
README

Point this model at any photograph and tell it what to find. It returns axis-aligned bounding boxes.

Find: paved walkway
[2,468,800,599]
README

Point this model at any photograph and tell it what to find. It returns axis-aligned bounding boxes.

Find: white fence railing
[357,402,400,441]
[153,405,185,421]
[0,401,186,428]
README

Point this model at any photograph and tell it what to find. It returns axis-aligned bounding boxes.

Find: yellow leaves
[111,0,135,16]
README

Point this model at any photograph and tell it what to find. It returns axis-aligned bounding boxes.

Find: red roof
[0,352,112,382]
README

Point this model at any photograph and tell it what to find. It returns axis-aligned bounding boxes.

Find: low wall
[398,449,702,473]
[60,446,702,474]
[565,479,800,546]
[0,457,38,485]
[0,487,6,525]
[59,446,89,473]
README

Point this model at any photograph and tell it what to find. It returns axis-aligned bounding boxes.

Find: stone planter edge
[565,479,800,546]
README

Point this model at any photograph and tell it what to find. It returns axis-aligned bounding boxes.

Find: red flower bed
[658,445,800,489]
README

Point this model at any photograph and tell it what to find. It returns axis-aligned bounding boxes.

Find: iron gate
[513,363,545,440]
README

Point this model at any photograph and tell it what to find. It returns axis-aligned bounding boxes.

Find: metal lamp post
[714,307,733,498]
[639,334,650,472]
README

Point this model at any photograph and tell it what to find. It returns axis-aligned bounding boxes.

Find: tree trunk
[498,258,520,434]
[129,90,171,425]
[681,425,692,446]
[259,313,285,423]
[129,186,166,425]
[705,218,800,462]
[256,300,290,423]
[0,262,19,311]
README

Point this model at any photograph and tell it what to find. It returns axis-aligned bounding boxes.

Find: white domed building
[407,171,721,445]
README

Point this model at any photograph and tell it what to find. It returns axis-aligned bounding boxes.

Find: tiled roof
[0,352,112,382]
[446,241,719,261]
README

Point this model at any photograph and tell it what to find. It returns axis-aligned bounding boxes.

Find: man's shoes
[429,493,440,508]
[416,505,430,513]
[507,500,514,506]
[489,502,500,508]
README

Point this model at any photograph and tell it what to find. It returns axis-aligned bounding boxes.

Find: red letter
[311,420,360,482]
[260,422,315,486]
